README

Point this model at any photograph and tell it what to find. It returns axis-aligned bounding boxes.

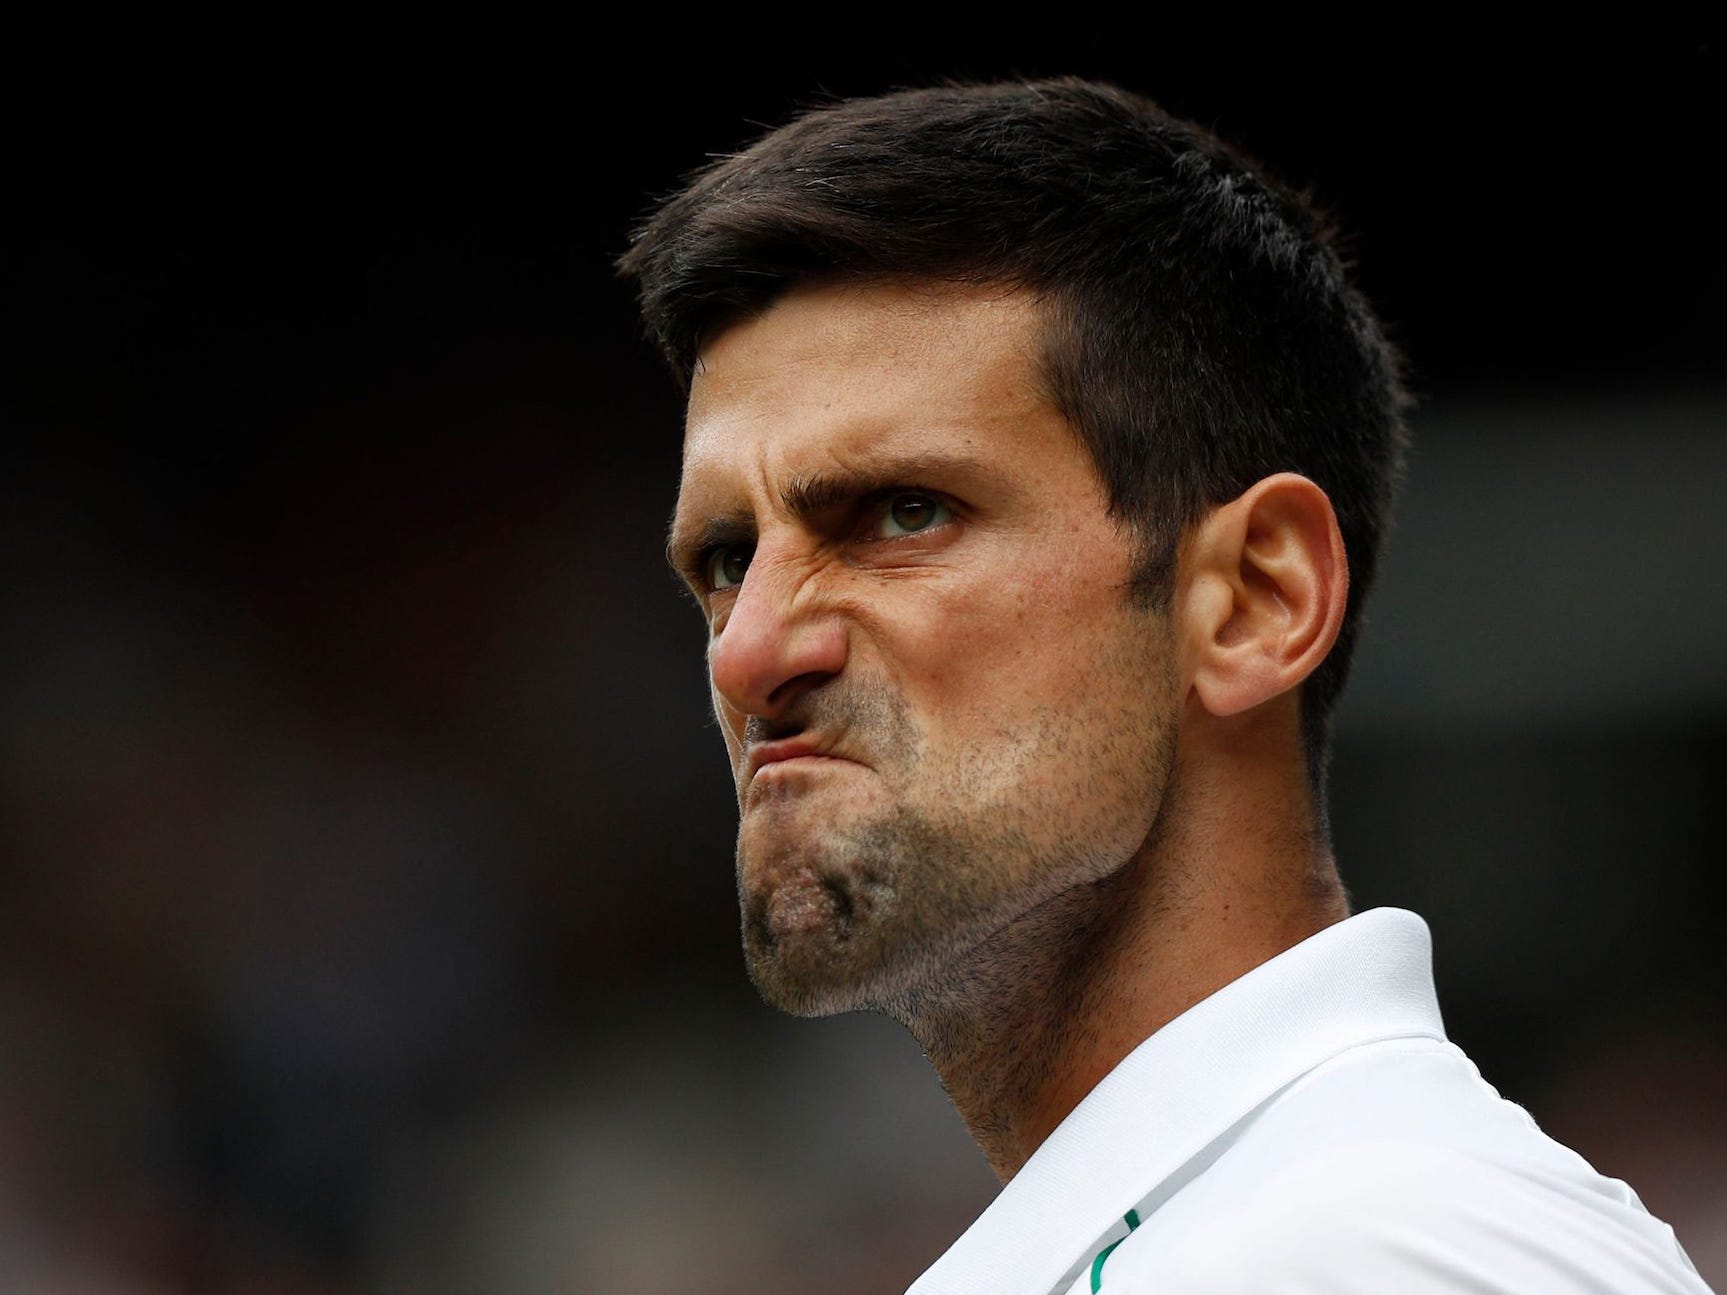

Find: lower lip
[750,754,852,782]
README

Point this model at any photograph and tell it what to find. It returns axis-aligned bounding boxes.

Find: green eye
[877,493,952,538]
[706,545,752,590]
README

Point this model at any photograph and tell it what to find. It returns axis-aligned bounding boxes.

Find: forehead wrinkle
[676,417,1054,571]
[675,282,1077,561]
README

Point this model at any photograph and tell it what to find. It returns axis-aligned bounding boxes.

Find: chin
[732,783,1090,1018]
[744,952,872,1018]
[739,859,903,1016]
[737,841,1003,1020]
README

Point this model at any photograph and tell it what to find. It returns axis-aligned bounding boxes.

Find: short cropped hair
[619,77,1410,782]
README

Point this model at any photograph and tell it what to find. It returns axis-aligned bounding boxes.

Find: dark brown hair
[619,78,1410,784]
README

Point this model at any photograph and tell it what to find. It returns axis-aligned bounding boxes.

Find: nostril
[766,669,841,714]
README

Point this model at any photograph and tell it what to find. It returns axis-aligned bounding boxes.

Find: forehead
[678,280,1081,498]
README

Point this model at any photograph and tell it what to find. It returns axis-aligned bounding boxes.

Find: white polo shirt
[907,908,1710,1294]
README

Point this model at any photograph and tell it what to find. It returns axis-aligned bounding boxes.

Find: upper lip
[744,736,846,782]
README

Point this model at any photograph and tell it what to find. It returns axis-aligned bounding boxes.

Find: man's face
[670,281,1179,1016]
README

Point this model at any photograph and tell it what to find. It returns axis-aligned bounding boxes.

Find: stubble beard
[739,794,1047,1018]
[736,661,1177,1021]
[734,683,985,1018]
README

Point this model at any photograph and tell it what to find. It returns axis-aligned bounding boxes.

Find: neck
[889,717,1348,1181]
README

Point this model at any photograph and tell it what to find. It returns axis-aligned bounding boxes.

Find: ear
[1178,473,1349,719]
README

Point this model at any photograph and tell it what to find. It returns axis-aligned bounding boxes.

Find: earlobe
[1181,474,1349,719]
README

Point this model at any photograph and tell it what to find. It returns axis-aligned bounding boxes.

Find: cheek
[888,558,1145,725]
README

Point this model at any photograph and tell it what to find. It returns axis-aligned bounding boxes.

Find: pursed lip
[744,736,852,783]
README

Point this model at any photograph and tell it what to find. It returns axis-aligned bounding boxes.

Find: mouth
[744,737,853,785]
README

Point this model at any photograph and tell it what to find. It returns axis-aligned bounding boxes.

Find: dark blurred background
[3,35,1722,1293]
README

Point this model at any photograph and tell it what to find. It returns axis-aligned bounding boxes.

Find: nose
[708,553,848,721]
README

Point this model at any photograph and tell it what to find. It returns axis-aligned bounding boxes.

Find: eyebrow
[777,452,994,521]
[777,466,902,517]
[665,508,755,584]
[666,449,998,583]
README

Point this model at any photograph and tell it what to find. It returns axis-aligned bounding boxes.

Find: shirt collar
[906,907,1447,1295]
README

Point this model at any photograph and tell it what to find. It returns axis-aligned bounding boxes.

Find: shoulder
[1101,1140,1705,1294]
[1087,1040,1710,1294]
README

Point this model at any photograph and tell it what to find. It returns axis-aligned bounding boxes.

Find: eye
[873,492,953,539]
[704,543,752,591]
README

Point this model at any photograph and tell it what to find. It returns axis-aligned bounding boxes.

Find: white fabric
[907,908,1711,1294]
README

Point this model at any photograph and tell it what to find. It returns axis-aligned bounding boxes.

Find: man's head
[623,78,1409,763]
[623,79,1408,1016]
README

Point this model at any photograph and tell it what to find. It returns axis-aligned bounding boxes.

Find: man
[619,79,1710,1294]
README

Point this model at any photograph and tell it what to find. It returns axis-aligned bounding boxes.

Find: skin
[669,280,1351,1179]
